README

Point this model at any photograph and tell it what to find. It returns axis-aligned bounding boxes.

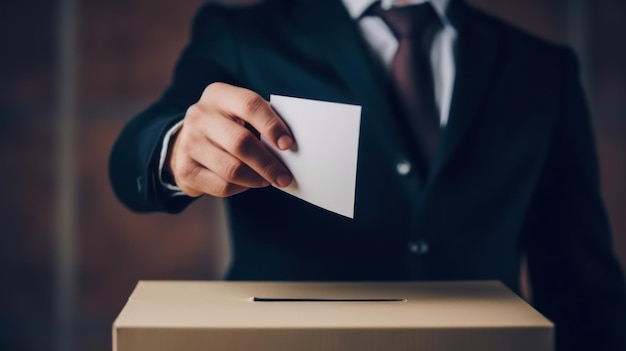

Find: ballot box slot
[252,297,407,302]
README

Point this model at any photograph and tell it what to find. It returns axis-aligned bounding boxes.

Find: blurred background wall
[0,0,624,350]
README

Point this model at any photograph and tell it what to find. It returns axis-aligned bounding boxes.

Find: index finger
[204,83,294,151]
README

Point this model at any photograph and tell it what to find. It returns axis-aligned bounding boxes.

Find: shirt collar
[342,0,451,24]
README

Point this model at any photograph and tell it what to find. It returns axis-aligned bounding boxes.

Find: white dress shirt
[159,0,457,193]
[344,0,456,126]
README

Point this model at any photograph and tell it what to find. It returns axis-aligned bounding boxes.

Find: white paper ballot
[266,95,361,219]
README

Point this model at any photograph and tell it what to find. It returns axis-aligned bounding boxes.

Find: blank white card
[266,95,362,218]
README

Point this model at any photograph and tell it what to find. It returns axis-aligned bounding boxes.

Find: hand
[166,82,294,197]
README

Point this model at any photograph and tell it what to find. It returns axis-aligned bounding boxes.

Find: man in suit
[109,0,626,349]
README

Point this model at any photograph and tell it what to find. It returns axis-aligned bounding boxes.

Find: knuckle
[176,163,209,198]
[203,82,224,97]
[213,180,237,198]
[229,128,256,156]
[261,117,280,134]
[241,94,267,115]
[175,174,198,196]
[177,131,201,156]
[222,160,245,182]
[261,163,279,179]
[185,104,203,123]
[177,161,201,183]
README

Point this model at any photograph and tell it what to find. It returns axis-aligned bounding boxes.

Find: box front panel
[114,327,553,351]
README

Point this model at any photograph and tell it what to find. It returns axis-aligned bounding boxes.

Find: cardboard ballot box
[113,281,553,351]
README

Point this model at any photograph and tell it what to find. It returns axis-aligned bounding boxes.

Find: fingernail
[277,135,293,150]
[275,173,292,188]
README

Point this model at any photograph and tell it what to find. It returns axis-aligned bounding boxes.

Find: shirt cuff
[158,120,186,196]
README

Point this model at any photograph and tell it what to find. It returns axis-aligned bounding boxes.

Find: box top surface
[114,281,553,329]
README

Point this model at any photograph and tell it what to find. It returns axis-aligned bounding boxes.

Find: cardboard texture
[113,281,553,351]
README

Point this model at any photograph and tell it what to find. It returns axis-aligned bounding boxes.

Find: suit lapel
[290,0,388,110]
[430,1,505,180]
[289,0,424,179]
[288,0,504,183]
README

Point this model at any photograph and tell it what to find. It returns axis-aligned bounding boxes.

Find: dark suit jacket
[109,0,626,349]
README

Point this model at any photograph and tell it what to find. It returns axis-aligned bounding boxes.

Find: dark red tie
[369,2,443,168]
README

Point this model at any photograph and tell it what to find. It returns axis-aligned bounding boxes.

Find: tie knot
[368,2,442,40]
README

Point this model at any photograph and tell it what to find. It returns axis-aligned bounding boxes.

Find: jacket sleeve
[108,4,241,213]
[522,49,626,351]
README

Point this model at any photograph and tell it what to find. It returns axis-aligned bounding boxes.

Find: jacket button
[396,160,412,175]
[409,240,429,255]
